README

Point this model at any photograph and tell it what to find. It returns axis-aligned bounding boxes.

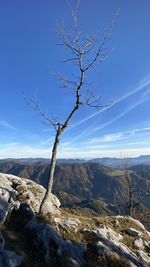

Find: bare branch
[29,1,118,209]
[55,72,78,89]
[117,158,150,217]
[58,23,80,56]
[79,90,108,109]
[61,57,79,64]
[24,94,60,131]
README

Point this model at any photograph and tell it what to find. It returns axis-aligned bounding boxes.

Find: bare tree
[115,159,150,217]
[30,1,117,213]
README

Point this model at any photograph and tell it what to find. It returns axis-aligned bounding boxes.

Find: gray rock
[54,217,80,231]
[0,197,10,225]
[134,239,144,250]
[0,173,60,217]
[40,193,60,215]
[27,219,86,265]
[93,241,111,256]
[115,216,145,231]
[144,240,150,250]
[84,228,145,267]
[136,250,150,265]
[97,224,123,242]
[126,228,141,238]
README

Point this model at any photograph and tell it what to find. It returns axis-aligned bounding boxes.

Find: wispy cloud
[5,142,20,146]
[65,91,150,144]
[42,128,53,132]
[57,147,150,159]
[60,142,71,147]
[128,126,150,135]
[0,143,51,159]
[40,137,54,146]
[68,75,150,130]
[83,90,150,137]
[84,126,150,146]
[0,120,16,130]
[0,136,150,159]
[88,132,125,144]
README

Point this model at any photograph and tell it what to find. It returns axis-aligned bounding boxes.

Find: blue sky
[0,0,150,159]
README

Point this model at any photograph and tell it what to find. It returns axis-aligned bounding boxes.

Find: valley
[0,159,149,217]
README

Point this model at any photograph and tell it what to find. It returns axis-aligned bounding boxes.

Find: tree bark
[37,3,111,213]
[39,99,81,213]
[39,126,61,213]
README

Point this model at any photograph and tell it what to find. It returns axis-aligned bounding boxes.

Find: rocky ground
[0,172,150,267]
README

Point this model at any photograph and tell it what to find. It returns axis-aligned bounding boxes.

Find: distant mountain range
[89,155,150,167]
[0,159,150,213]
[1,154,150,167]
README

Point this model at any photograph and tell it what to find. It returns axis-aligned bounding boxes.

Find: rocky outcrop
[54,217,81,231]
[0,173,60,224]
[83,217,150,267]
[39,193,61,216]
[0,173,60,266]
[0,173,149,267]
[27,218,86,266]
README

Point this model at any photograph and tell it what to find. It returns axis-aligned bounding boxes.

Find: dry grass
[122,234,135,251]
[84,252,131,267]
[1,205,148,267]
[113,217,143,232]
[27,184,43,197]
[16,185,28,203]
[40,207,149,254]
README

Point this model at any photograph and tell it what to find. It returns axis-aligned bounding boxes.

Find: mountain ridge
[0,172,150,267]
[0,161,149,213]
[1,154,150,167]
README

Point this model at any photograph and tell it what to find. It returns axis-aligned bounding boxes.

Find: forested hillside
[0,160,149,212]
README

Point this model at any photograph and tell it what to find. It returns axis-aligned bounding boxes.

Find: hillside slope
[0,162,150,212]
[0,173,150,267]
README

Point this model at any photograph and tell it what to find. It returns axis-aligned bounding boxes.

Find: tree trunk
[39,105,80,214]
[39,126,61,213]
[128,203,133,217]
[128,178,133,217]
